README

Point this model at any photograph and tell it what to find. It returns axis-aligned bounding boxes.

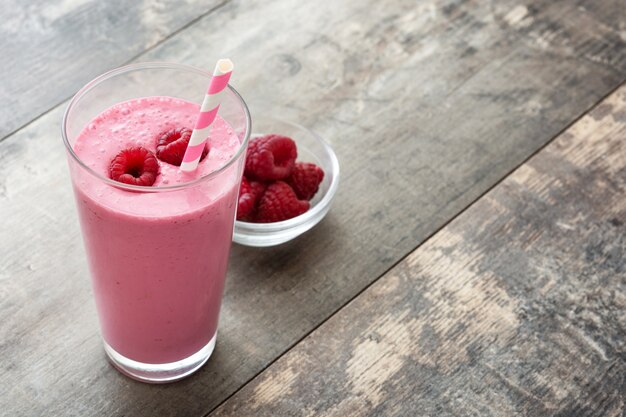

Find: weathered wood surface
[0,0,227,140]
[211,83,626,417]
[1,0,626,416]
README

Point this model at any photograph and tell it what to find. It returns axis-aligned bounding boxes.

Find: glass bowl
[233,118,340,247]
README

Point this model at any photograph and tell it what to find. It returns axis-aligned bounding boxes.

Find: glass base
[104,334,216,383]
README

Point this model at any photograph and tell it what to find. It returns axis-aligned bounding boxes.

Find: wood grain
[210,82,626,417]
[1,0,626,415]
[0,0,227,140]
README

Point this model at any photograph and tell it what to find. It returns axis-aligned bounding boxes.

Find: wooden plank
[1,0,626,415]
[209,83,626,417]
[0,0,227,140]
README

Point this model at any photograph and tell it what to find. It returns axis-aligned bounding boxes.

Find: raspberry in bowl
[233,118,339,247]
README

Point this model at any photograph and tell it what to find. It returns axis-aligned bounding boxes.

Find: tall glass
[62,63,250,383]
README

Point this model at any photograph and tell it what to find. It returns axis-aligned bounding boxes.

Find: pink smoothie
[73,96,242,364]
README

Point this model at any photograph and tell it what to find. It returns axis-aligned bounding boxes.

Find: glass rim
[61,61,252,192]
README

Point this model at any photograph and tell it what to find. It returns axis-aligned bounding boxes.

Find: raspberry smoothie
[72,96,241,365]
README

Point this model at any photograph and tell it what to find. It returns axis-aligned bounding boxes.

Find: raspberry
[244,134,297,180]
[240,176,252,196]
[249,180,267,201]
[236,177,268,221]
[156,127,208,166]
[237,177,255,220]
[286,162,324,200]
[109,147,160,186]
[256,181,310,223]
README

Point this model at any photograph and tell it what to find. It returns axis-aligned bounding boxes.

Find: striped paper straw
[180,59,234,172]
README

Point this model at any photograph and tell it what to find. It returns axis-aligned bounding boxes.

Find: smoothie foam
[73,96,241,364]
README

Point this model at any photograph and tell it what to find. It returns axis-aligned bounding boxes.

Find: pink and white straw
[180,59,234,172]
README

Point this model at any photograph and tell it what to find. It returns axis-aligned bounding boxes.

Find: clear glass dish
[233,118,340,247]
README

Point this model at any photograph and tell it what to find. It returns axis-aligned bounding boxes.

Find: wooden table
[1,1,624,415]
